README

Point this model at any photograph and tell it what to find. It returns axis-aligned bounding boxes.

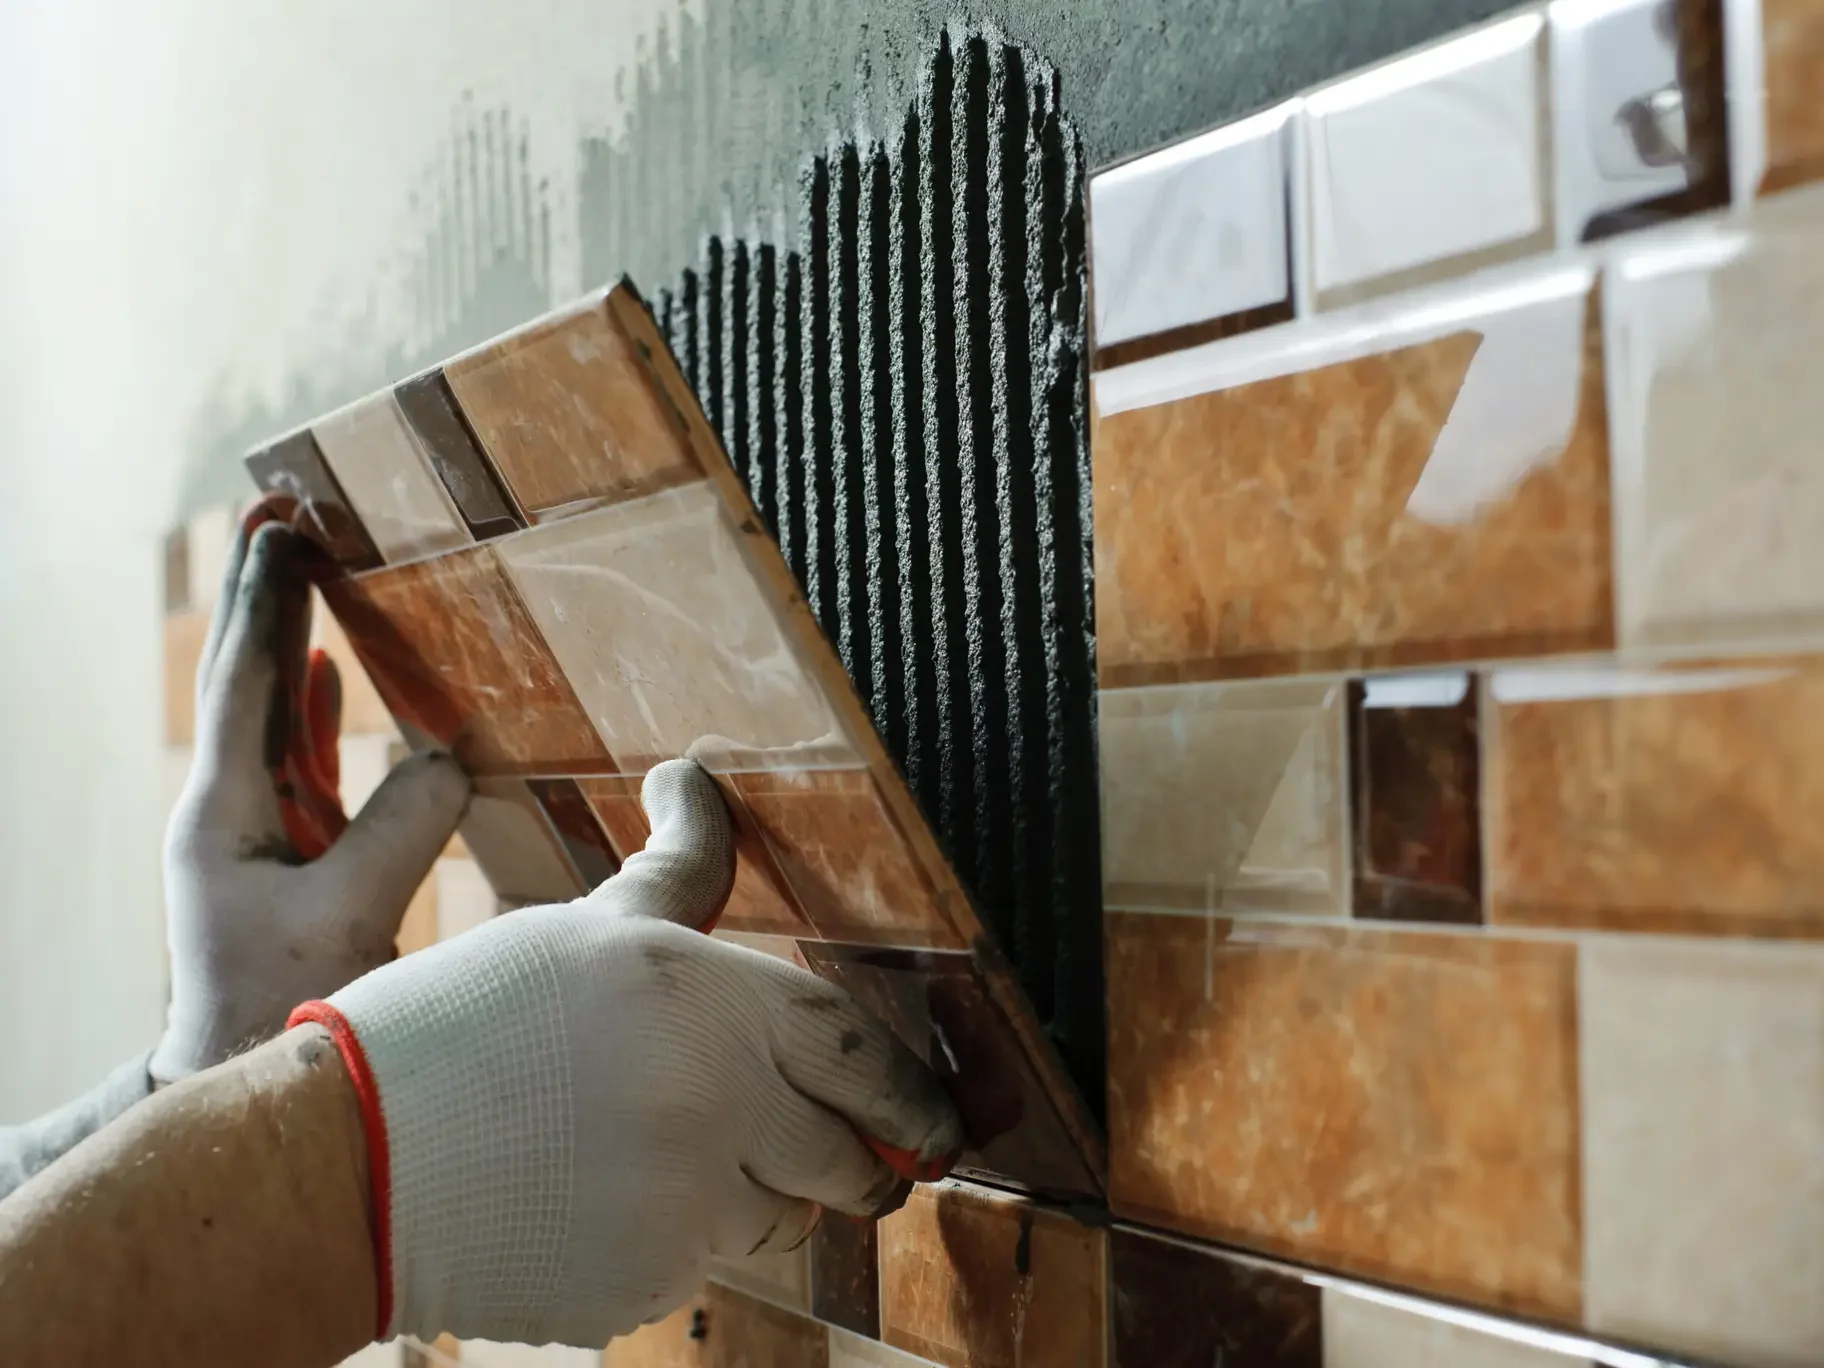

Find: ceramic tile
[1109,1228,1321,1368]
[1302,14,1550,305]
[434,857,497,941]
[707,1240,811,1314]
[525,777,620,890]
[320,544,613,775]
[877,1182,1106,1368]
[444,294,701,521]
[798,943,1100,1199]
[1099,679,1348,917]
[1607,185,1824,651]
[499,484,857,773]
[185,504,236,615]
[394,869,439,956]
[827,1330,943,1368]
[311,391,470,565]
[164,609,208,747]
[1089,105,1295,353]
[392,370,526,539]
[164,525,190,614]
[1106,914,1581,1320]
[1581,937,1824,1365]
[1348,672,1482,924]
[810,1214,879,1338]
[246,428,383,573]
[1761,0,1824,192]
[603,1282,828,1368]
[1321,1288,1591,1368]
[455,778,581,908]
[730,769,964,947]
[310,595,396,737]
[1093,265,1613,685]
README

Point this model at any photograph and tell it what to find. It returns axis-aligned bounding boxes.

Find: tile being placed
[1106,913,1581,1320]
[1760,0,1824,192]
[1098,679,1348,917]
[455,778,582,908]
[311,391,470,564]
[525,777,620,889]
[1109,1227,1321,1368]
[1093,262,1613,685]
[246,428,383,573]
[393,370,525,540]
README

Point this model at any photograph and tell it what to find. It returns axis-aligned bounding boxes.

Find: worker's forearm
[0,1025,376,1368]
[0,1050,155,1202]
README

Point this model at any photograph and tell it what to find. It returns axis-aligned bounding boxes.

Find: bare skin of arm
[0,1025,374,1368]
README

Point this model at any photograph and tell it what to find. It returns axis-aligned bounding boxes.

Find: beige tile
[312,391,469,564]
[433,858,495,942]
[186,504,236,615]
[1582,936,1824,1365]
[706,1242,811,1313]
[164,609,209,746]
[1321,1288,1589,1368]
[454,778,579,908]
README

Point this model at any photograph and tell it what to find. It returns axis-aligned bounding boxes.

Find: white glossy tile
[1322,1287,1591,1367]
[312,391,469,564]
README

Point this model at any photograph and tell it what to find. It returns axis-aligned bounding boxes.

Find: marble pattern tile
[1580,937,1824,1365]
[320,544,613,775]
[311,391,471,564]
[454,778,581,908]
[1099,679,1348,917]
[444,293,701,521]
[1606,185,1824,651]
[1302,14,1550,305]
[1093,266,1613,685]
[164,609,208,747]
[1109,1228,1321,1368]
[525,777,620,890]
[1761,0,1824,192]
[1106,913,1582,1319]
[730,768,965,947]
[877,1182,1106,1368]
[810,1213,880,1338]
[1487,659,1824,937]
[393,370,526,539]
[246,429,383,573]
[603,1282,829,1367]
[1321,1288,1593,1367]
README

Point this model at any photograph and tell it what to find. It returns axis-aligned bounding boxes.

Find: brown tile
[393,370,525,539]
[1348,674,1483,924]
[1109,1228,1320,1368]
[1091,272,1613,685]
[1488,660,1824,938]
[877,1182,1106,1368]
[1105,913,1581,1320]
[457,778,584,907]
[164,525,190,614]
[603,1282,828,1368]
[811,1213,880,1339]
[444,294,700,521]
[310,595,396,737]
[526,777,620,890]
[800,943,1100,1200]
[1763,0,1824,193]
[319,544,613,775]
[245,428,383,573]
[731,769,965,948]
[164,609,208,746]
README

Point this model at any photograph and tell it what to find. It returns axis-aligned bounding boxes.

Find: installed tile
[1607,185,1824,651]
[309,596,396,737]
[1321,1287,1591,1367]
[1106,914,1581,1319]
[444,294,700,521]
[1761,0,1824,192]
[1099,679,1348,917]
[164,609,208,747]
[186,504,236,614]
[393,370,525,539]
[1581,937,1824,1365]
[1348,672,1482,924]
[1089,105,1294,355]
[810,1214,879,1338]
[1302,14,1550,306]
[526,777,620,890]
[500,484,857,773]
[320,544,613,775]
[164,524,189,614]
[434,857,498,941]
[878,1182,1106,1368]
[1110,1227,1320,1368]
[800,943,1100,1199]
[246,428,383,573]
[731,768,964,947]
[707,1240,811,1314]
[1093,264,1613,685]
[311,391,470,565]
[828,1330,943,1368]
[455,779,581,908]
[603,1282,828,1367]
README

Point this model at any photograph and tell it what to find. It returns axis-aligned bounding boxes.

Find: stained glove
[291,760,964,1349]
[152,507,472,1084]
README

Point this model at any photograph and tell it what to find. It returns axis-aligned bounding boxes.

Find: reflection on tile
[828,1329,943,1368]
[1762,0,1824,192]
[312,392,470,564]
[321,545,612,775]
[878,1183,1106,1368]
[526,777,619,890]
[164,609,208,746]
[810,1214,879,1338]
[1106,914,1581,1319]
[456,779,581,908]
[246,429,383,573]
[393,370,525,540]
[1099,680,1348,917]
[1487,660,1824,937]
[434,857,497,940]
[1607,186,1824,651]
[1303,14,1549,305]
[1093,266,1613,684]
[1322,1287,1591,1367]
[1109,1227,1320,1368]
[310,596,396,737]
[444,294,700,521]
[800,944,1099,1198]
[1349,673,1482,924]
[603,1282,829,1368]
[707,1240,811,1314]
[1089,105,1294,353]
[731,769,964,947]
[1581,937,1824,1364]
[500,485,856,772]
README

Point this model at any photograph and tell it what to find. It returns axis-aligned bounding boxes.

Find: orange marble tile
[444,293,700,521]
[1486,659,1824,938]
[164,609,208,746]
[320,544,613,775]
[1762,0,1824,193]
[602,1283,828,1368]
[731,769,964,948]
[1106,913,1582,1320]
[878,1183,1106,1368]
[1092,272,1613,685]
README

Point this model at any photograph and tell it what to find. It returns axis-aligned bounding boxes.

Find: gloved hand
[291,760,964,1350]
[152,507,472,1085]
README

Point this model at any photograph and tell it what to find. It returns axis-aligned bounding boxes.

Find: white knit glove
[292,760,963,1349]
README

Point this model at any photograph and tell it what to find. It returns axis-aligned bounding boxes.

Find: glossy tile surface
[1303,15,1549,304]
[444,296,700,521]
[731,769,964,947]
[810,1214,880,1338]
[393,370,525,539]
[1607,186,1824,651]
[1321,1288,1591,1367]
[878,1183,1106,1368]
[1099,680,1347,916]
[1106,914,1581,1319]
[501,484,857,773]
[456,778,582,907]
[312,392,470,564]
[1109,1228,1321,1368]
[526,777,619,889]
[321,545,612,775]
[246,429,383,572]
[1093,268,1613,684]
[1762,0,1824,192]
[1581,937,1824,1365]
[603,1282,828,1368]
